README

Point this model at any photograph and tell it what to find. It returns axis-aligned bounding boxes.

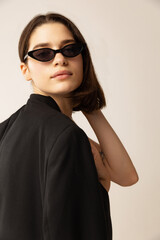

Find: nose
[52,52,68,66]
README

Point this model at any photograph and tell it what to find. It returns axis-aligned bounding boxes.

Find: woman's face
[20,22,83,97]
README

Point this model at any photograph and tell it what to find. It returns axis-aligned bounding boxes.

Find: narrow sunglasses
[24,43,84,62]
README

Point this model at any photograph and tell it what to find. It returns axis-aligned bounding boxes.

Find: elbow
[131,173,139,185]
[109,168,139,187]
[121,172,139,187]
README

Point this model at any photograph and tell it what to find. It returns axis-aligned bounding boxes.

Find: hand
[88,138,111,192]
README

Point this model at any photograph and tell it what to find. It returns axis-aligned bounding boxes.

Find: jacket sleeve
[43,124,111,240]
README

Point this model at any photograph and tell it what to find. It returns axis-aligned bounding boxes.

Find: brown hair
[18,12,106,113]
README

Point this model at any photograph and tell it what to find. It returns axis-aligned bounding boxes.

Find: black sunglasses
[24,43,84,62]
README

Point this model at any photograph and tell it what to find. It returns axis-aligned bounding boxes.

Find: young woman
[0,13,138,240]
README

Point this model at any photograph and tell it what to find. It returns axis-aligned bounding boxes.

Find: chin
[53,85,80,95]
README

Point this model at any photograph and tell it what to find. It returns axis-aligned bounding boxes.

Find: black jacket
[0,94,112,240]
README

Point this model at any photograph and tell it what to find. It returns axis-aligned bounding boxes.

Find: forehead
[28,22,74,49]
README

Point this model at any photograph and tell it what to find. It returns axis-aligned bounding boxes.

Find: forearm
[83,110,139,186]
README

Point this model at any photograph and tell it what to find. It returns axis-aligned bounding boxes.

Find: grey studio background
[0,0,160,239]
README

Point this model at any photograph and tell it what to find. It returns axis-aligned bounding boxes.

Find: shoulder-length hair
[18,13,106,113]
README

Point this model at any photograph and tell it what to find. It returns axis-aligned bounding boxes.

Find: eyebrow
[32,39,75,50]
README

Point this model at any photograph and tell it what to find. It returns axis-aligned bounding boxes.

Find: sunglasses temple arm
[24,54,28,61]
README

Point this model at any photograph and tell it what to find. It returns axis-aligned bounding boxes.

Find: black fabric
[0,94,112,240]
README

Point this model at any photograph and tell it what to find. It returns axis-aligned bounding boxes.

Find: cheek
[28,62,46,79]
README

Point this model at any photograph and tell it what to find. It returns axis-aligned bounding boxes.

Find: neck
[50,95,73,120]
[32,89,73,120]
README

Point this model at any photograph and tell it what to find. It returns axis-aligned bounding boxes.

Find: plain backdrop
[0,0,160,239]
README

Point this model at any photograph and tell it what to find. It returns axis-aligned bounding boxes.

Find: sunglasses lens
[62,43,83,57]
[32,49,54,62]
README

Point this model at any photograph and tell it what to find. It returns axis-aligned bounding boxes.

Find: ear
[20,62,32,81]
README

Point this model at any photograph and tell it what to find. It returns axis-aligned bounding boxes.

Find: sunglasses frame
[24,42,84,62]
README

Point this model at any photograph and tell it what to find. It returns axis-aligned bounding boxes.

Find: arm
[88,137,111,192]
[44,125,112,240]
[83,110,139,187]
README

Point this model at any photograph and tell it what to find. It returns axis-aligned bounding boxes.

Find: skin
[83,110,139,190]
[89,138,111,192]
[20,22,138,192]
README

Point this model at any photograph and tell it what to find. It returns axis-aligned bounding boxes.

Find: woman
[0,13,138,240]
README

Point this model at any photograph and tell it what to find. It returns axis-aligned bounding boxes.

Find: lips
[51,70,72,78]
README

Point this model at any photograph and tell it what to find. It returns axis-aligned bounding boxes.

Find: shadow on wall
[0,0,5,5]
[152,236,160,240]
[0,0,9,4]
[150,0,160,5]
